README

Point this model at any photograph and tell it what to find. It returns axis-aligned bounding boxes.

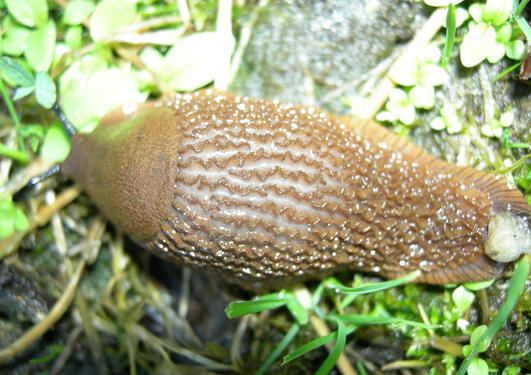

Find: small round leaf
[64,0,96,26]
[41,122,71,162]
[35,71,57,109]
[25,20,56,72]
[89,0,136,42]
[5,0,48,28]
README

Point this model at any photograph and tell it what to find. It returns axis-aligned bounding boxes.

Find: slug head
[61,104,181,242]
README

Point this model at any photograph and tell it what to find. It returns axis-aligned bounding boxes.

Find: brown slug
[61,89,530,286]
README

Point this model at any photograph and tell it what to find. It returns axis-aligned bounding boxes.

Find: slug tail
[451,166,530,215]
[345,117,530,215]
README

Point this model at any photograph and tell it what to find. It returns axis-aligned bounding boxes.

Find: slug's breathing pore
[61,90,530,286]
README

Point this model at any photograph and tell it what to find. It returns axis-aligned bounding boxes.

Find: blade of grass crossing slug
[325,270,421,295]
[441,3,456,68]
[256,323,300,375]
[282,325,357,365]
[456,257,530,375]
[315,318,347,375]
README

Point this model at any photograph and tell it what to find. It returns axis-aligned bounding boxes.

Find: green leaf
[65,26,83,49]
[441,3,456,68]
[25,20,56,72]
[0,196,28,238]
[505,40,525,60]
[468,4,485,23]
[495,22,512,44]
[35,71,56,108]
[5,0,48,28]
[256,324,300,375]
[501,366,521,375]
[460,22,496,67]
[418,63,448,86]
[452,286,475,313]
[467,358,489,375]
[0,216,15,238]
[483,0,512,26]
[0,56,34,86]
[13,207,29,232]
[63,0,95,26]
[410,85,435,109]
[1,20,31,56]
[160,32,235,91]
[486,42,505,63]
[18,123,45,153]
[13,86,35,101]
[40,122,70,162]
[463,279,494,291]
[59,55,147,131]
[89,0,136,42]
[29,345,64,364]
[469,325,490,353]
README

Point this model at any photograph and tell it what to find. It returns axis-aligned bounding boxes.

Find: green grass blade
[325,270,421,295]
[256,323,300,375]
[515,15,531,40]
[0,79,25,152]
[333,314,434,329]
[0,143,30,163]
[282,325,357,365]
[315,319,346,375]
[356,360,368,375]
[286,295,309,325]
[441,3,456,68]
[456,257,530,375]
[225,299,287,318]
[493,61,522,82]
[515,0,529,16]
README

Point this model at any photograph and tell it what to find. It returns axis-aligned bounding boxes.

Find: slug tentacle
[61,89,530,287]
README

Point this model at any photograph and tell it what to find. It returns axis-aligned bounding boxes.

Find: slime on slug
[60,89,531,288]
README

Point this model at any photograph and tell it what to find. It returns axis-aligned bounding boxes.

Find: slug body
[61,90,530,286]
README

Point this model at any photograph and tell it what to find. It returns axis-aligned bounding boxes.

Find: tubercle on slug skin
[61,89,530,287]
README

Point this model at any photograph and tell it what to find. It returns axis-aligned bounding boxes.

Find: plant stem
[0,78,25,153]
